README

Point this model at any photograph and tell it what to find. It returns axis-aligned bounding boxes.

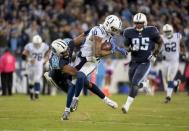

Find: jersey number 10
[132,37,150,51]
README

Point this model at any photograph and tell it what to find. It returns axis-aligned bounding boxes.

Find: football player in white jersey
[22,35,50,100]
[70,15,127,111]
[161,24,187,103]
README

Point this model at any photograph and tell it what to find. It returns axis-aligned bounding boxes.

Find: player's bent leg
[87,83,118,108]
[66,84,76,113]
[70,72,88,112]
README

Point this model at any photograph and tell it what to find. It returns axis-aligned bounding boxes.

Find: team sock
[124,96,134,112]
[88,83,105,99]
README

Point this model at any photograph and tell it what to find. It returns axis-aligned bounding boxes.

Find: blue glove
[116,46,128,56]
[111,40,116,54]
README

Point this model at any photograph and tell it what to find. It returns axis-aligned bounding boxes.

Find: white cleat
[104,98,118,109]
[143,80,154,96]
[121,105,128,114]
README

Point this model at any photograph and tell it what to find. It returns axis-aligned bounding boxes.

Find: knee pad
[34,82,40,92]
[76,71,89,85]
[76,72,86,79]
[168,81,174,88]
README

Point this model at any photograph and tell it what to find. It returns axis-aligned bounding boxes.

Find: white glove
[148,54,156,63]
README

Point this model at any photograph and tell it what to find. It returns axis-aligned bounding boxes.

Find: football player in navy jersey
[121,13,163,113]
[44,33,88,120]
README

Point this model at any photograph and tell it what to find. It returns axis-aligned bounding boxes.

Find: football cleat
[164,96,171,104]
[70,98,79,112]
[143,80,154,96]
[35,94,39,99]
[174,80,181,93]
[61,111,70,120]
[30,93,35,100]
[103,98,118,109]
[121,105,128,114]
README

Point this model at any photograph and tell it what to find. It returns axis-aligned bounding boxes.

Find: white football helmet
[133,13,147,31]
[32,35,42,48]
[163,24,173,38]
[51,39,68,57]
[103,15,122,35]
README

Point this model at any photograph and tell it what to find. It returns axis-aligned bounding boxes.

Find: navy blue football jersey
[123,26,161,62]
[49,38,75,78]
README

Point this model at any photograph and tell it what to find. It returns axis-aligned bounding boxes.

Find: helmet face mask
[51,39,69,58]
[163,24,173,39]
[133,13,147,31]
[103,15,122,35]
[32,35,42,49]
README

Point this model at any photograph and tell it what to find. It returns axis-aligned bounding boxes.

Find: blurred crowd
[0,0,189,55]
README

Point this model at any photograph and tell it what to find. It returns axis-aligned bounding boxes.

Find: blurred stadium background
[0,0,189,130]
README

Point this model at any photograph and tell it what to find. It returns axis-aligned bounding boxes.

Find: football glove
[111,40,116,54]
[116,46,128,56]
[148,54,156,63]
[181,53,188,61]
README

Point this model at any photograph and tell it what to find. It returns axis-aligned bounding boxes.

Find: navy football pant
[128,61,151,98]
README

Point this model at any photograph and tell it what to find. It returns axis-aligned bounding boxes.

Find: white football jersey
[161,33,182,61]
[24,42,49,67]
[80,24,112,58]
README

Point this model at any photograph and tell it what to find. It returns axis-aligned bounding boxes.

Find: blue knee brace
[34,82,40,92]
[168,81,174,88]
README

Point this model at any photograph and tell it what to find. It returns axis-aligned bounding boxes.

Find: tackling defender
[44,34,91,120]
[161,24,187,103]
[121,13,163,113]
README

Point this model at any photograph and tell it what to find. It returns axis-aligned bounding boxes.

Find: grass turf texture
[0,92,189,131]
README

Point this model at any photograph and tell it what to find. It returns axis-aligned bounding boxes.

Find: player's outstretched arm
[73,30,90,46]
[153,37,163,57]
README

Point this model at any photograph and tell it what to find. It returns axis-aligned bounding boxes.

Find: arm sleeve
[59,58,69,69]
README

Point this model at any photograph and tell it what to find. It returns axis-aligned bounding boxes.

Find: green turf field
[0,92,189,131]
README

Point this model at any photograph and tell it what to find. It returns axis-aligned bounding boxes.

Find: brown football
[101,41,112,51]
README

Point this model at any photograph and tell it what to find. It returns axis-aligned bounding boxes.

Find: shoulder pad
[123,27,135,37]
[91,26,106,36]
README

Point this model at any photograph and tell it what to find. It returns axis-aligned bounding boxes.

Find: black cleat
[35,94,39,99]
[164,96,171,104]
[61,111,70,120]
[30,93,35,100]
[70,99,79,112]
